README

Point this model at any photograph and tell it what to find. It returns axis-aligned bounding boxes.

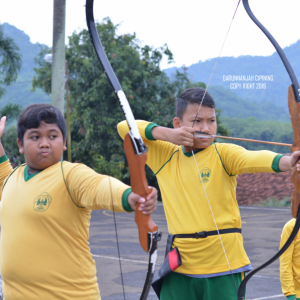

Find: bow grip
[124,133,159,252]
[288,84,300,218]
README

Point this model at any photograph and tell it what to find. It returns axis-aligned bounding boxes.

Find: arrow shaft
[214,135,292,147]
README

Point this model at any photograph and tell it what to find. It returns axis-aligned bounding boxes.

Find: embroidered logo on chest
[33,192,52,212]
[200,167,211,183]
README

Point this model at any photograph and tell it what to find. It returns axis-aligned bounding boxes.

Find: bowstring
[109,176,126,300]
[191,0,241,293]
[192,0,241,128]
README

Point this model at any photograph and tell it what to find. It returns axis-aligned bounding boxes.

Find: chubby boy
[0,104,158,300]
[118,88,300,300]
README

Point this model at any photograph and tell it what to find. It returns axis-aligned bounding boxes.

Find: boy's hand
[127,187,158,215]
[152,126,195,147]
[291,150,300,171]
[169,127,195,147]
[0,116,6,139]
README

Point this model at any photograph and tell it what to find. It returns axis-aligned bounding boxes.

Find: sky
[1,0,300,70]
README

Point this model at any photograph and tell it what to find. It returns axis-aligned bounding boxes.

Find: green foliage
[32,45,52,94]
[0,25,22,98]
[219,117,292,153]
[259,197,290,208]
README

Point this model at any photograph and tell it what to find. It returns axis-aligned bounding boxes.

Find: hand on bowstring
[152,126,195,147]
[127,187,158,215]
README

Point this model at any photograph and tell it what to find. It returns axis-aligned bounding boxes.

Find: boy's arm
[65,163,157,213]
[217,143,284,175]
[280,220,297,299]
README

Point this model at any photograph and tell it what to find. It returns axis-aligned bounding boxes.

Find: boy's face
[17,122,67,174]
[174,103,217,150]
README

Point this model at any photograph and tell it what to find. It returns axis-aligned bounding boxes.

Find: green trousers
[160,272,245,300]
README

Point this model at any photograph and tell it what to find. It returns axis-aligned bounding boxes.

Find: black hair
[176,88,215,120]
[17,104,67,144]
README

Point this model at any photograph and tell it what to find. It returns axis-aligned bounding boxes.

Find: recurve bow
[237,1,300,299]
[85,1,162,299]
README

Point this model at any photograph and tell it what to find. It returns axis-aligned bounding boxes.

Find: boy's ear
[17,138,24,154]
[63,137,67,151]
[173,117,181,129]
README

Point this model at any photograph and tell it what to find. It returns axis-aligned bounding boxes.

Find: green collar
[181,143,215,157]
[24,165,40,182]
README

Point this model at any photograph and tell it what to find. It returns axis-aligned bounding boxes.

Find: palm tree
[0,25,22,98]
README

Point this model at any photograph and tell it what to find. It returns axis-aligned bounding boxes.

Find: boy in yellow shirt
[0,104,158,300]
[118,87,300,300]
[280,219,300,300]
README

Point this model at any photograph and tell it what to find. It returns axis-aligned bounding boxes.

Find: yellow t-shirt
[118,120,281,274]
[0,158,131,300]
[280,218,300,299]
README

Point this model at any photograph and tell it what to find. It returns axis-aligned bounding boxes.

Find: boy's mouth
[40,152,50,156]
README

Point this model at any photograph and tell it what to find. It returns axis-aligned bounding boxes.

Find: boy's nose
[39,138,50,147]
[200,123,210,133]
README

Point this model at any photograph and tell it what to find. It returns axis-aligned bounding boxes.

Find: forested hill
[0,23,296,122]
[0,23,50,107]
[165,40,300,109]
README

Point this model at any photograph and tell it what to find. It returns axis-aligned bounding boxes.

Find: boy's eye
[31,136,39,140]
[50,135,57,139]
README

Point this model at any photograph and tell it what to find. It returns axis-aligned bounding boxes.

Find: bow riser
[124,133,159,253]
[288,84,300,217]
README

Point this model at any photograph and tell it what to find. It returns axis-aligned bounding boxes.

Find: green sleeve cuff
[145,123,159,141]
[286,295,297,300]
[0,154,8,164]
[122,188,134,212]
[272,154,284,173]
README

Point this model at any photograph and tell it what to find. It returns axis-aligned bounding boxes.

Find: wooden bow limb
[288,84,300,218]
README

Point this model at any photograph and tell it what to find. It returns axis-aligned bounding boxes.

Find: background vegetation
[0,20,297,188]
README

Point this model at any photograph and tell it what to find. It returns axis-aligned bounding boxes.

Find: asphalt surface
[89,204,292,300]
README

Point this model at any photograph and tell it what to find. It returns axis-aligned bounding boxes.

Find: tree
[0,103,24,167]
[0,25,22,98]
[32,18,229,189]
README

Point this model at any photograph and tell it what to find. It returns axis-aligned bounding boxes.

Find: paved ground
[89,204,293,300]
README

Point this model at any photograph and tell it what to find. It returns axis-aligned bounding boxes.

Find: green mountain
[0,23,51,108]
[208,85,289,122]
[165,40,300,112]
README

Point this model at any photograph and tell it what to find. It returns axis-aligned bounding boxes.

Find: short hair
[17,104,67,144]
[176,88,215,120]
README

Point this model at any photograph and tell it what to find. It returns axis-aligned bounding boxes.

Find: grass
[259,197,291,208]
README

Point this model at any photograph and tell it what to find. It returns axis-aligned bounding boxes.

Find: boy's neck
[183,145,206,153]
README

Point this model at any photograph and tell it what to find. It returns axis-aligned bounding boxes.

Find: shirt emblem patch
[33,192,52,212]
[200,167,211,183]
